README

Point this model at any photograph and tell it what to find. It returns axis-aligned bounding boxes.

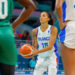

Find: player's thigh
[33,57,47,75]
[48,63,57,75]
[33,67,46,75]
[0,26,17,65]
[61,44,75,66]
[61,44,75,75]
[48,67,57,75]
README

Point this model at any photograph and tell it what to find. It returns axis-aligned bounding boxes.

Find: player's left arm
[32,26,58,56]
[12,0,36,30]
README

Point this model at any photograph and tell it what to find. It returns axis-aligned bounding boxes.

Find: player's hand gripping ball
[20,44,33,58]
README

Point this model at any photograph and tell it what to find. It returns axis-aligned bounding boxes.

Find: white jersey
[37,25,55,58]
[63,0,75,21]
[33,25,57,75]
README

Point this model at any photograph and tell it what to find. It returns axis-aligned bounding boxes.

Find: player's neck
[41,22,48,27]
[40,23,49,31]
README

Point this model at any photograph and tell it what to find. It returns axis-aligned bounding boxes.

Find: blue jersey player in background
[56,0,75,75]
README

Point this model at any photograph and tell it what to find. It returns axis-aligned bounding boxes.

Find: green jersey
[0,0,17,65]
[0,0,14,26]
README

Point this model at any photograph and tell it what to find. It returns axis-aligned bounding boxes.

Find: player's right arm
[12,0,36,30]
[55,0,64,21]
[32,28,37,49]
[55,0,68,30]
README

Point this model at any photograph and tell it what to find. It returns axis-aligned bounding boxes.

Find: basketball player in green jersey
[0,0,36,75]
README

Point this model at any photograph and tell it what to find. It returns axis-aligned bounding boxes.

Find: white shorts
[33,53,57,75]
[59,21,75,49]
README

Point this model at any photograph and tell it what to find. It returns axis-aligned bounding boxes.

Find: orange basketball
[20,44,33,58]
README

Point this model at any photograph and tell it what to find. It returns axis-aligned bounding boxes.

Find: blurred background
[12,0,64,75]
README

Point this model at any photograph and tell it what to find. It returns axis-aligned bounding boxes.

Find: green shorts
[0,25,17,65]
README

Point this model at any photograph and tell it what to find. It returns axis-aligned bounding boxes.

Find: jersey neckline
[39,25,50,33]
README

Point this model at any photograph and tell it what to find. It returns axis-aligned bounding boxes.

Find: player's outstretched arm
[12,0,36,30]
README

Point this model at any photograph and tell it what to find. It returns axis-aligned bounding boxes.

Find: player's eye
[42,14,46,17]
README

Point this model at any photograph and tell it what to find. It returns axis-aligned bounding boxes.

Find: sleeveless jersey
[0,0,14,26]
[62,0,75,21]
[37,25,55,58]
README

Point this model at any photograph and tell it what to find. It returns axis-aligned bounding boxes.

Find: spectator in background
[14,31,17,38]
[29,57,36,70]
[22,30,31,41]
[18,33,23,39]
[14,31,23,39]
[14,31,19,39]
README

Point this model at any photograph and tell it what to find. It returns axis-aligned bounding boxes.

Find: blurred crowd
[14,30,31,41]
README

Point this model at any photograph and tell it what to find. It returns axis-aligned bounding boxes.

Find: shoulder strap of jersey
[37,27,39,36]
[37,26,40,36]
[50,25,53,32]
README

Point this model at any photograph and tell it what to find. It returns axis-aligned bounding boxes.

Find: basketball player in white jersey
[31,12,57,75]
[56,0,75,75]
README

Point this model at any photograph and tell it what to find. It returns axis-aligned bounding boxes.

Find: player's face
[40,12,50,24]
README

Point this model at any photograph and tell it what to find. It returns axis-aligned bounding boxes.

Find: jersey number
[0,0,8,19]
[42,43,48,48]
